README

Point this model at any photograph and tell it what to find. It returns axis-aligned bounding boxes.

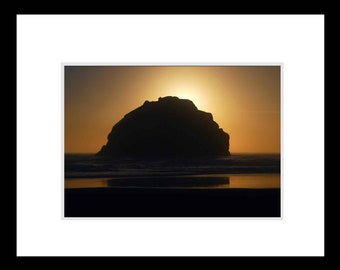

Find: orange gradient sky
[65,66,280,154]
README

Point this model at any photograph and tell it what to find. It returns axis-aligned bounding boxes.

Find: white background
[17,15,324,256]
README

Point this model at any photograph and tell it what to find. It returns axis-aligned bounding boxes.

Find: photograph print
[64,65,281,217]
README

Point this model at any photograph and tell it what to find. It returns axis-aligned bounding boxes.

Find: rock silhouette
[97,96,230,157]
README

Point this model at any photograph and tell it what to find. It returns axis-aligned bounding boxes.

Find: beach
[65,186,280,217]
[64,154,281,217]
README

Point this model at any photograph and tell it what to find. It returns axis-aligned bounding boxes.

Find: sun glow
[164,82,209,111]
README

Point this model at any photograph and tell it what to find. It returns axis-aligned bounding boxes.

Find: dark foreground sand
[65,187,280,217]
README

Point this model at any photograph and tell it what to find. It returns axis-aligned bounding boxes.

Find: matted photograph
[17,14,324,256]
[64,65,281,217]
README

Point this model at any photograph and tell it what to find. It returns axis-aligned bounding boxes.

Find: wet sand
[65,187,280,217]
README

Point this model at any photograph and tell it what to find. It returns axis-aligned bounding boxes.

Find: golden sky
[65,66,280,154]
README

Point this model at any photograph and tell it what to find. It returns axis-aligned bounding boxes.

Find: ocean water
[64,154,280,189]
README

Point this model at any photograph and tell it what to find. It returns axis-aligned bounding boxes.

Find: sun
[167,83,208,111]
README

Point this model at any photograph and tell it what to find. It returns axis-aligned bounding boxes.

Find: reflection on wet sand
[65,179,109,189]
[107,175,230,188]
[229,174,280,188]
[65,174,279,189]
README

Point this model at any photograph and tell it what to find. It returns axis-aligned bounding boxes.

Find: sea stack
[97,96,230,157]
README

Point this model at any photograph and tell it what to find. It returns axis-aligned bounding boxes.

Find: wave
[65,153,280,179]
